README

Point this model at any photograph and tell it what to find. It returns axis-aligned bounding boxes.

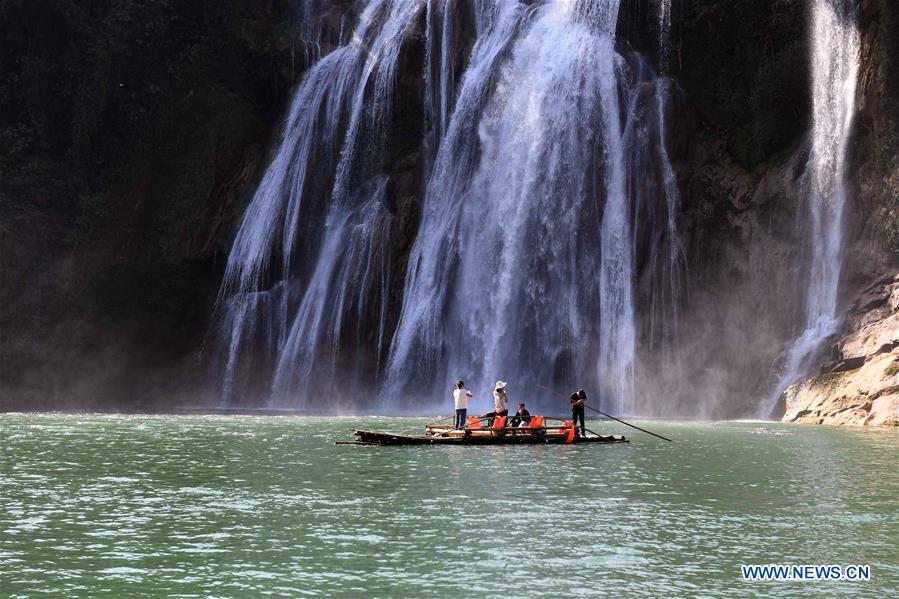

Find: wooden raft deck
[339,428,628,446]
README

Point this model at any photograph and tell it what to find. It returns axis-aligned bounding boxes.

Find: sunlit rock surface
[784,274,899,426]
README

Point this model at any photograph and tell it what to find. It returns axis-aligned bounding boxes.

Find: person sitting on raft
[570,389,587,438]
[509,403,531,428]
[453,380,473,430]
[484,380,509,427]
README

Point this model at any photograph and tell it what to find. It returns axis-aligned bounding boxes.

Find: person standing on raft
[486,381,509,427]
[453,380,473,430]
[570,389,587,438]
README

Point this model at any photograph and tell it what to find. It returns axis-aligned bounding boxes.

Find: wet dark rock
[821,356,867,375]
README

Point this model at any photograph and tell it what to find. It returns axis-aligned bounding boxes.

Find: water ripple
[1,414,896,597]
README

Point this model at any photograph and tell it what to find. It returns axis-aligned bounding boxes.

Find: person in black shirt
[570,390,587,438]
[509,403,531,427]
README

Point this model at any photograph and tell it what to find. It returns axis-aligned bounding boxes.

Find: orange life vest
[562,419,576,444]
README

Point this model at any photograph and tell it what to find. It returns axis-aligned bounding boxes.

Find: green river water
[1,414,896,597]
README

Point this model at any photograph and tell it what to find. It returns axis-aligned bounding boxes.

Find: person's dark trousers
[484,410,507,427]
[455,408,467,429]
[572,406,586,437]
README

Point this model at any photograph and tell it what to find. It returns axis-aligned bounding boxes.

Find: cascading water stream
[212,0,686,413]
[423,0,456,173]
[387,0,640,412]
[760,0,859,418]
[657,0,672,72]
[620,52,686,415]
[210,0,425,405]
[647,0,684,348]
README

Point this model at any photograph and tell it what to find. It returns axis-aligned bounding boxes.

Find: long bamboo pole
[536,384,673,442]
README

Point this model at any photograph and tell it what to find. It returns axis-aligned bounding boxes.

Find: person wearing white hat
[488,380,509,427]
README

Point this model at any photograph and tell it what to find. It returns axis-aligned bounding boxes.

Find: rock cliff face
[0,0,896,416]
[784,274,899,426]
[0,0,310,409]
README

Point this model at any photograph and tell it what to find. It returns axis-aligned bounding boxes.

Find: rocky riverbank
[783,274,899,426]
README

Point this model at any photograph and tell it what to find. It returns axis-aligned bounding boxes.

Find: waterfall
[387,0,640,413]
[620,53,686,415]
[384,0,526,402]
[212,0,685,413]
[210,0,425,405]
[423,0,457,173]
[647,0,684,349]
[658,0,672,72]
[760,0,859,418]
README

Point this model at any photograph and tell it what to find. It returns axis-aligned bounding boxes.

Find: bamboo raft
[338,415,628,446]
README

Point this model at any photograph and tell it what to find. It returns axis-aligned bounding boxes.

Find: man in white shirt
[453,380,473,430]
